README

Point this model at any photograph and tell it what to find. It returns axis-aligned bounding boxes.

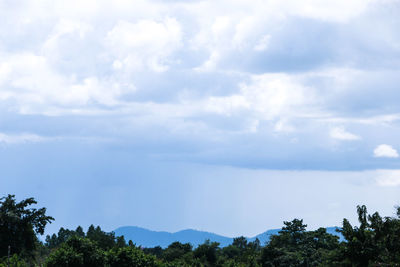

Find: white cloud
[0,0,397,118]
[205,73,317,120]
[330,127,360,141]
[0,0,399,170]
[374,144,399,158]
[0,133,44,144]
[288,0,375,22]
[194,51,220,72]
[376,170,400,186]
[105,18,182,72]
[41,19,94,66]
[0,53,132,114]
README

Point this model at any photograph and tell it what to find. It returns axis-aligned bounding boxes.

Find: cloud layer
[1,0,400,171]
[2,0,400,238]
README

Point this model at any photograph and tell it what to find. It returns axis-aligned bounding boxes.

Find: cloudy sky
[1,0,400,237]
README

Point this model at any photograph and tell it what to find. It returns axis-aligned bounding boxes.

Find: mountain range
[114,226,343,248]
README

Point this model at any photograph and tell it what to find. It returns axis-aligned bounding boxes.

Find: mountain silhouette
[114,226,343,248]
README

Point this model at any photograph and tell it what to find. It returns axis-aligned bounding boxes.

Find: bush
[45,236,105,267]
[106,246,161,267]
[0,254,28,267]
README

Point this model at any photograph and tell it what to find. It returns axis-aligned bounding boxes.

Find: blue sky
[1,0,400,237]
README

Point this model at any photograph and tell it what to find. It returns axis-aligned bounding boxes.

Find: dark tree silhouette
[0,194,54,257]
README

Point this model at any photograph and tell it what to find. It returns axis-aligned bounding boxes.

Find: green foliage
[45,245,85,267]
[45,226,84,249]
[221,236,261,266]
[45,224,127,250]
[193,239,220,266]
[259,219,340,266]
[46,236,106,267]
[6,193,400,267]
[162,242,192,262]
[143,246,163,258]
[339,205,400,266]
[0,194,54,258]
[46,236,161,267]
[107,246,161,267]
[86,225,118,250]
[0,254,28,267]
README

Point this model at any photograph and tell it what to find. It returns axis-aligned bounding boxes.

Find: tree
[143,246,163,259]
[86,225,118,250]
[0,194,54,257]
[222,236,260,266]
[116,235,127,248]
[339,205,400,266]
[340,205,379,266]
[107,246,161,267]
[232,237,248,250]
[260,219,340,266]
[162,242,192,262]
[75,226,85,238]
[45,225,88,249]
[279,219,307,246]
[0,253,28,267]
[45,236,105,267]
[193,240,220,266]
[45,227,75,249]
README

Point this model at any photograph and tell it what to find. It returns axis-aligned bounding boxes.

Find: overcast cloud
[1,0,400,236]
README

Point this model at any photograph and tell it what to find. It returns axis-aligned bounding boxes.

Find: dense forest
[1,194,400,266]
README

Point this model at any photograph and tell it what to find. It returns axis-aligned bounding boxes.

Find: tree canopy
[0,194,54,258]
[3,193,400,267]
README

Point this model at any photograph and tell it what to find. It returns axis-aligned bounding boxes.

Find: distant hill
[114,226,343,248]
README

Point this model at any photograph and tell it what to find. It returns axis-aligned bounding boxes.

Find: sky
[1,0,400,238]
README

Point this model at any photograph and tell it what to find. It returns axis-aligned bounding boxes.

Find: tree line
[1,194,400,266]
